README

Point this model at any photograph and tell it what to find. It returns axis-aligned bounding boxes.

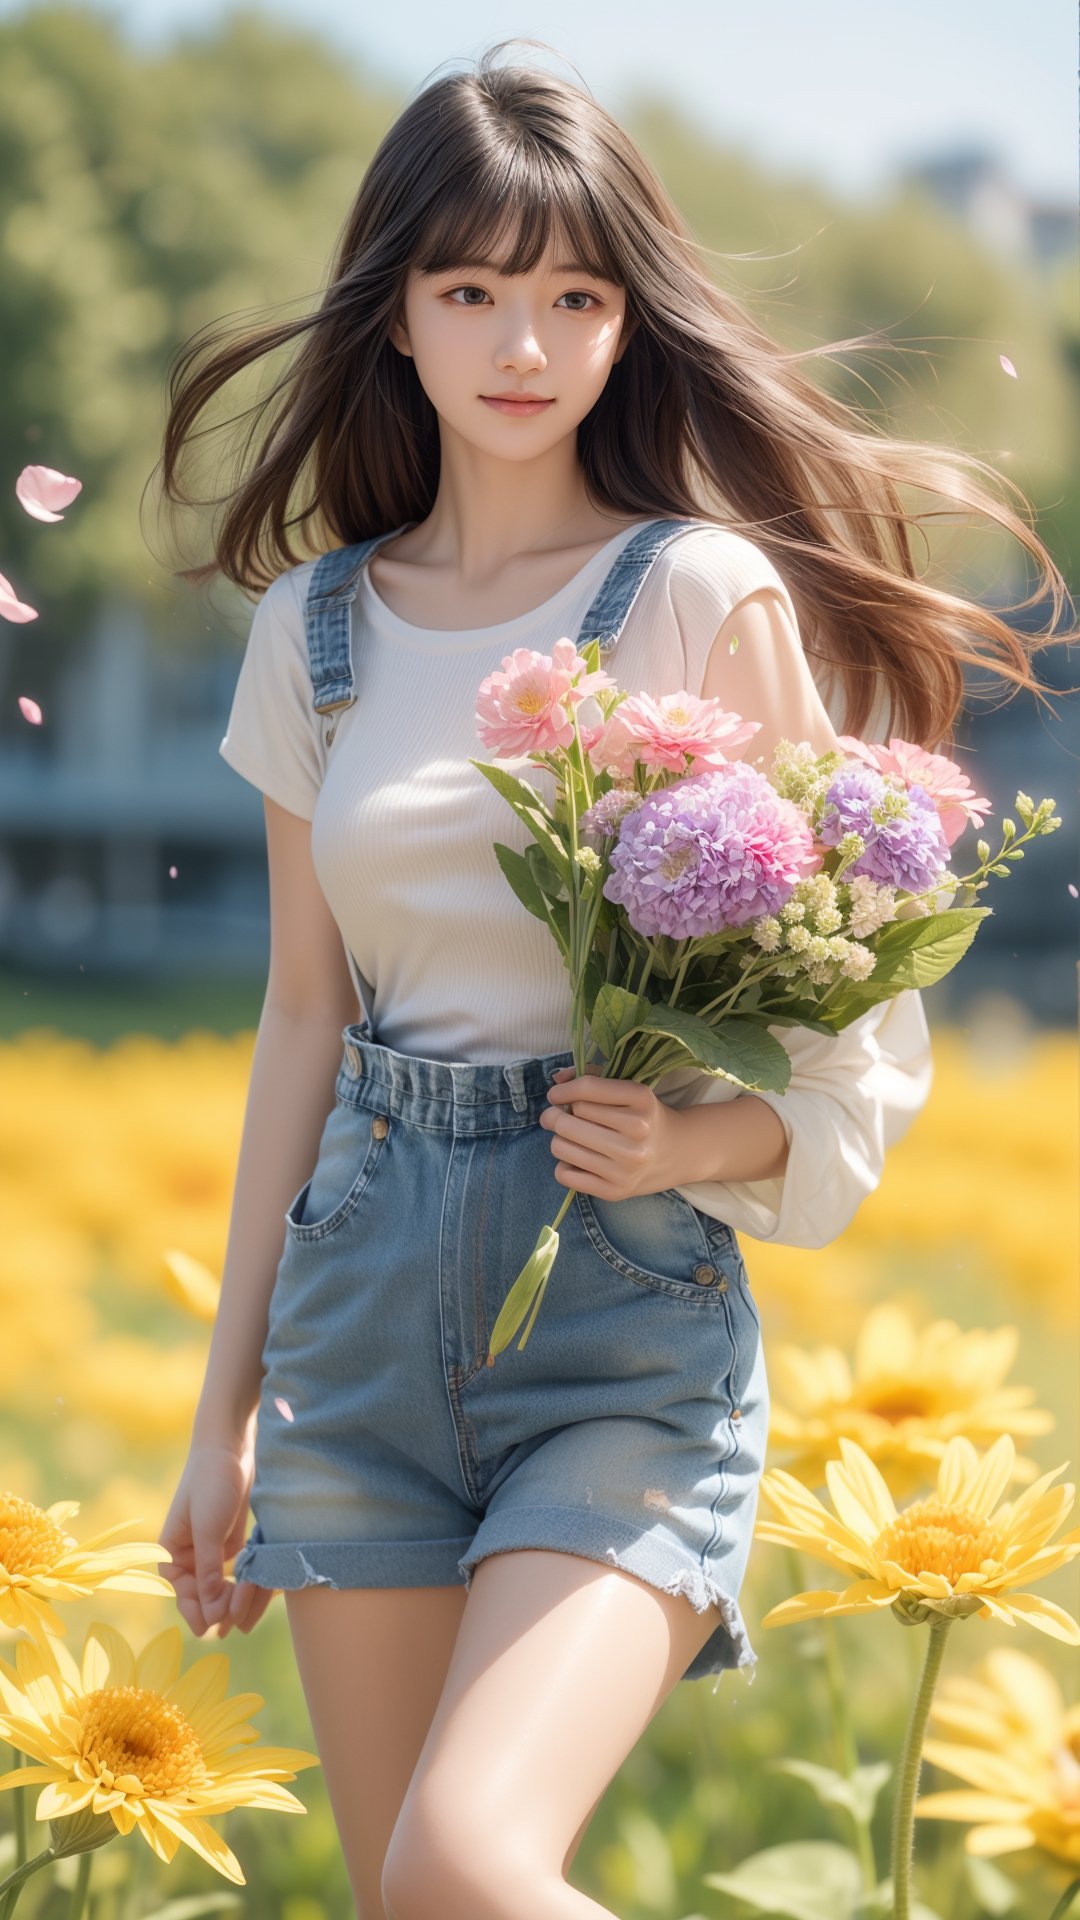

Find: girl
[156,39,1068,1920]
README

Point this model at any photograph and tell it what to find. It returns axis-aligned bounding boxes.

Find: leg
[380,1547,724,1920]
[284,1583,467,1920]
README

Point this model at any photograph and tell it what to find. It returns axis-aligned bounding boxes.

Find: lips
[481,394,555,416]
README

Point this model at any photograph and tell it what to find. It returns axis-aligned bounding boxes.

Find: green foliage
[0,0,1074,675]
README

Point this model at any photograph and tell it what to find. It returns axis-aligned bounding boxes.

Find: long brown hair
[157,38,1077,754]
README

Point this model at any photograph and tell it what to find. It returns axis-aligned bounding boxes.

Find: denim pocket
[284,1099,391,1243]
[575,1186,731,1302]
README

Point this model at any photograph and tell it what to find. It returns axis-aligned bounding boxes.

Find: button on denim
[233,1019,770,1685]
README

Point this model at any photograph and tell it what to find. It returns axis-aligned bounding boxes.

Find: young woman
[156,40,1068,1920]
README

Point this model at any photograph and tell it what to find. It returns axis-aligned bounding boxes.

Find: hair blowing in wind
[156,37,1077,756]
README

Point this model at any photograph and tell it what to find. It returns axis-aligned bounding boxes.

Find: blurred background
[0,6,1077,1920]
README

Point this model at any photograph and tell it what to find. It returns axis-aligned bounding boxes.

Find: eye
[443,286,602,311]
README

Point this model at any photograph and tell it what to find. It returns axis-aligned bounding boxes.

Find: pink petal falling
[0,572,38,622]
[998,355,1018,379]
[15,464,83,522]
[18,695,43,724]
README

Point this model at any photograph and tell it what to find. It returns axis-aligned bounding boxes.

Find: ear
[387,312,412,358]
[613,311,640,363]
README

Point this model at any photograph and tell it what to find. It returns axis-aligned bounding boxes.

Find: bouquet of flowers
[470,636,1061,1364]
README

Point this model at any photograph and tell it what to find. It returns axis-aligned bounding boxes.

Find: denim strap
[571,517,705,654]
[303,521,418,727]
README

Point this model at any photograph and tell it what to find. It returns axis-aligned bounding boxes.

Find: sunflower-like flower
[0,1492,175,1644]
[766,1303,1055,1499]
[0,1620,319,1885]
[913,1646,1080,1865]
[755,1432,1080,1639]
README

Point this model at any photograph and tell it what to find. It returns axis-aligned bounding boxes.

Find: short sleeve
[660,524,896,754]
[218,568,325,821]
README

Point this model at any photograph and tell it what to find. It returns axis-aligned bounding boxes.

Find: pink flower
[15,464,82,522]
[836,734,992,847]
[476,637,616,757]
[591,689,761,778]
[0,571,37,623]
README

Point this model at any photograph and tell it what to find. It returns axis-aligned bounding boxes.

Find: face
[387,235,638,458]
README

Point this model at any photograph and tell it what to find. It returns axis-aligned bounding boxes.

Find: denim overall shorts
[231,519,770,1685]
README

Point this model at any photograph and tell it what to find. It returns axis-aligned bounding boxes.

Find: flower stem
[890,1618,954,1920]
[1047,1878,1080,1919]
[9,1747,27,1870]
[68,1853,92,1920]
[0,1846,56,1914]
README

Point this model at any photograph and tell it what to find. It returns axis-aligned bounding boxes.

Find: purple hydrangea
[602,764,818,940]
[819,767,950,889]
[579,786,643,849]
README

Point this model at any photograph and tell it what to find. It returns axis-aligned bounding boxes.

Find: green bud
[990,863,1011,876]
[1002,818,1015,840]
[975,839,990,863]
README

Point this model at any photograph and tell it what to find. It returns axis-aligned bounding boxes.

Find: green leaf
[702,1839,863,1919]
[770,1758,891,1825]
[492,843,549,922]
[523,840,567,902]
[588,984,651,1061]
[963,1855,1024,1915]
[486,1224,561,1361]
[818,908,992,1026]
[636,1003,793,1092]
[469,759,572,885]
[856,1882,944,1920]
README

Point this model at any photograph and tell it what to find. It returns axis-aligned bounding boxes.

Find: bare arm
[191,794,361,1450]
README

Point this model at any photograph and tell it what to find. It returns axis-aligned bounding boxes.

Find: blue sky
[4,0,1075,205]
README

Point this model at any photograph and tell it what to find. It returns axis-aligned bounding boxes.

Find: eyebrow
[432,258,611,280]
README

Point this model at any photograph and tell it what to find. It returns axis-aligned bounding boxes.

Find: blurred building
[900,146,1077,271]
[0,587,1075,1023]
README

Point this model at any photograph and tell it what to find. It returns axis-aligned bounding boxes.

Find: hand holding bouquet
[471,637,1060,1363]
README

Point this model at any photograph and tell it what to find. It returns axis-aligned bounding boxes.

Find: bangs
[411,150,624,284]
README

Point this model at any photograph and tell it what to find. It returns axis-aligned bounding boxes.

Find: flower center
[659,842,699,883]
[876,1501,1006,1582]
[665,706,690,726]
[862,1385,936,1423]
[514,688,549,717]
[0,1493,67,1574]
[76,1687,206,1797]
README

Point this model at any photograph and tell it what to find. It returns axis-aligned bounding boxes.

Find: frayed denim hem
[455,1503,758,1686]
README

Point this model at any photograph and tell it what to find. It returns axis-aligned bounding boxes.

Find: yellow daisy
[767,1303,1055,1498]
[0,1492,175,1643]
[914,1647,1080,1865]
[754,1431,1080,1638]
[0,1619,319,1885]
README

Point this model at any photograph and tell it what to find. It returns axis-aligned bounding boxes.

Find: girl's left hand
[540,1063,682,1201]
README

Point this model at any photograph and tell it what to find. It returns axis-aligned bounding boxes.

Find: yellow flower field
[1,1015,1076,1918]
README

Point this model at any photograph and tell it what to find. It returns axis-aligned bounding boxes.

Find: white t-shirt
[219,519,933,1247]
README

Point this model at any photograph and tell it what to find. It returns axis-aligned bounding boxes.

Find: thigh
[382,1548,720,1903]
[284,1583,468,1920]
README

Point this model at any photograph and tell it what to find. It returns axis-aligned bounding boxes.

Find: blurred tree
[0,7,1073,702]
